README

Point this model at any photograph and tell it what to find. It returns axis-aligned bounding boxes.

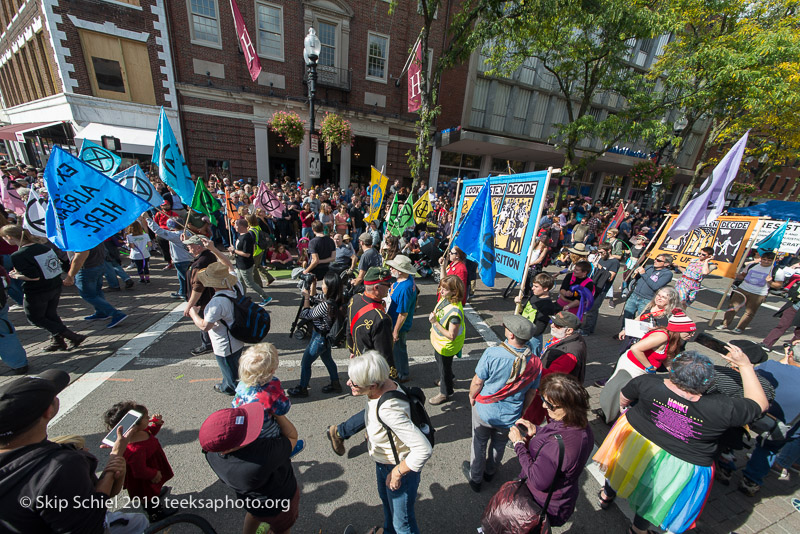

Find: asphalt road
[46,275,633,534]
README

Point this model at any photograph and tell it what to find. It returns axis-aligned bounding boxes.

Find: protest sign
[44,146,151,252]
[453,178,496,286]
[753,220,800,254]
[254,182,285,217]
[454,171,549,282]
[112,165,162,208]
[649,214,760,278]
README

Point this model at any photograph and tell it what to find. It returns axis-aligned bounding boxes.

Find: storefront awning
[74,123,157,155]
[0,121,66,142]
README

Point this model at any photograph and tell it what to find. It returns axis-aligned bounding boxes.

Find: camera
[297,272,316,290]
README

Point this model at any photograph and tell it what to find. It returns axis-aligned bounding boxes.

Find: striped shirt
[299,294,332,332]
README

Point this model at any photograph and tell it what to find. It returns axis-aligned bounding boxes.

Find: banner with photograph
[753,220,800,254]
[649,215,760,278]
[454,171,549,282]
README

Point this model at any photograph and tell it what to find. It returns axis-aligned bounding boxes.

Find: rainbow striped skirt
[593,414,714,534]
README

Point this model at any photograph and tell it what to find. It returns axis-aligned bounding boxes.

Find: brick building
[0,0,180,169]
[165,0,451,188]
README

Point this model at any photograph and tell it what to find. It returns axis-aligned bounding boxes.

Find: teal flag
[152,107,195,206]
[757,220,788,255]
[452,177,496,287]
[79,139,121,176]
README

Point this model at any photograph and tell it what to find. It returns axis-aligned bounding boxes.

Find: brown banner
[648,215,760,279]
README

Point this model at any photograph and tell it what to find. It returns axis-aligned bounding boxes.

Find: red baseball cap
[199,403,264,453]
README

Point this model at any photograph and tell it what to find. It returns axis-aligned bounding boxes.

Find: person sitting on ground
[594,349,767,534]
[269,243,294,268]
[465,315,542,492]
[503,374,594,528]
[200,403,300,534]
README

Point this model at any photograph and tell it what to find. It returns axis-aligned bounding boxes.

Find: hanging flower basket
[629,160,676,189]
[268,111,306,147]
[730,182,758,196]
[319,112,354,148]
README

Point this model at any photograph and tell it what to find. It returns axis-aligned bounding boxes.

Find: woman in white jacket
[347,350,432,534]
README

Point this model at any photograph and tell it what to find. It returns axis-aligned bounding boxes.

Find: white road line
[464,302,501,346]
[48,303,187,428]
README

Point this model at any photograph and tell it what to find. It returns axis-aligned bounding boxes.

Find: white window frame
[255,1,284,62]
[316,18,339,68]
[187,0,222,50]
[365,31,389,83]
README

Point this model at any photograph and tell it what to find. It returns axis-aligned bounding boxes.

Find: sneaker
[715,324,729,331]
[106,314,128,329]
[107,287,121,292]
[462,461,481,492]
[124,279,135,289]
[260,296,273,306]
[429,393,450,405]
[190,345,213,356]
[739,477,761,496]
[594,379,608,387]
[170,292,185,300]
[213,383,235,396]
[327,425,345,456]
[732,328,743,334]
[84,313,111,321]
[761,343,777,354]
[608,302,616,309]
[779,468,791,481]
[9,304,22,311]
[162,263,174,270]
[287,385,309,398]
[290,439,305,458]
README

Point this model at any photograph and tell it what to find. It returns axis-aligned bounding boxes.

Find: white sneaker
[715,324,728,331]
[779,468,790,480]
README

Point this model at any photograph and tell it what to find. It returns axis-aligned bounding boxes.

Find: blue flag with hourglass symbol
[453,177,496,287]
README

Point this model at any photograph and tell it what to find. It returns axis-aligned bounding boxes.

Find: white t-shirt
[739,263,772,296]
[204,289,245,356]
[126,234,151,260]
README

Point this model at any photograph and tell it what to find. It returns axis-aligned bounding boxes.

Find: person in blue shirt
[385,255,418,383]
[464,316,542,492]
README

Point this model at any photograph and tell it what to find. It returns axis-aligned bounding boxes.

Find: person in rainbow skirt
[593,347,768,534]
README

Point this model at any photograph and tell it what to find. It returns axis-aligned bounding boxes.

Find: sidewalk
[1,257,186,388]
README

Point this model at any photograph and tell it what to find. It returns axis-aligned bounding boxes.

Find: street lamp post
[304,28,321,184]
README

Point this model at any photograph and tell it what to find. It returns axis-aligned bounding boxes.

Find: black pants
[156,237,172,264]
[24,286,67,336]
[603,482,650,530]
[435,350,455,396]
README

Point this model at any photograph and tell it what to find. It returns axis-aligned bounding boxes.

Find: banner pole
[515,167,558,314]
[708,217,766,327]
[447,178,463,247]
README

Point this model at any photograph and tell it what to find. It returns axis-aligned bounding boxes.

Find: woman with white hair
[347,350,432,534]
[594,348,767,534]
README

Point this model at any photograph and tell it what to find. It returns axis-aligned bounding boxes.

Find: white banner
[754,220,800,254]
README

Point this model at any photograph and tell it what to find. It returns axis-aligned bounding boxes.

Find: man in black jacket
[0,370,146,533]
[328,267,395,456]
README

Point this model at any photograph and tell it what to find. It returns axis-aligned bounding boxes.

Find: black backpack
[218,288,271,343]
[326,300,348,347]
[376,384,435,464]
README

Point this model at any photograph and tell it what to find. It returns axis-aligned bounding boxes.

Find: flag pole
[623,214,670,284]
[447,178,463,247]
[516,167,559,314]
[708,217,766,326]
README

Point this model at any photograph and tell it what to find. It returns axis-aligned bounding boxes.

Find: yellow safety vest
[430,299,465,357]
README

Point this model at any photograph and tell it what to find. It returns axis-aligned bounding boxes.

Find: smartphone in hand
[101,409,142,447]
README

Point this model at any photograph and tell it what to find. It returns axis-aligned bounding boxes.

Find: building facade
[0,0,180,169]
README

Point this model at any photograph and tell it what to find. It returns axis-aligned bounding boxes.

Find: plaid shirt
[586,216,601,235]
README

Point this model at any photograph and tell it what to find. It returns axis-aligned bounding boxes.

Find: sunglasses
[542,397,557,411]
[654,258,666,263]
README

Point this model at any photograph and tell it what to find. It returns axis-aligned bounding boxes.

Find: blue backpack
[218,288,271,343]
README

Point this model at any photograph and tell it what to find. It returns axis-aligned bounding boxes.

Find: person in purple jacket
[507,373,594,527]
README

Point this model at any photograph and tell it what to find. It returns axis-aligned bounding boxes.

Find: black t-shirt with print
[235,231,255,269]
[622,374,763,466]
[11,243,63,294]
[559,273,595,298]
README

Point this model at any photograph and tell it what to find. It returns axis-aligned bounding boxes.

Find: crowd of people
[1,159,800,534]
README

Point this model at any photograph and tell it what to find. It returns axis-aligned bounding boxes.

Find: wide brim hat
[568,243,590,256]
[197,262,238,289]
[385,255,418,276]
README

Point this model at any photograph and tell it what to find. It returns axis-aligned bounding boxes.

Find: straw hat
[197,262,238,290]
[568,243,590,256]
[385,255,418,276]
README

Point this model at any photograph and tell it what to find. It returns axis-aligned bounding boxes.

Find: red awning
[0,121,65,141]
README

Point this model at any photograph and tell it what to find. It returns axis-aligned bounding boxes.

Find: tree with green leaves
[654,0,800,206]
[465,0,677,202]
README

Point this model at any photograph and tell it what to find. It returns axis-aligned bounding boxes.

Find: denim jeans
[104,261,131,288]
[302,227,313,238]
[75,265,120,318]
[1,254,23,305]
[175,260,191,296]
[376,462,421,534]
[393,331,409,379]
[299,329,338,388]
[337,410,366,440]
[216,347,242,394]
[777,435,800,470]
[582,285,609,333]
[623,293,650,320]
[743,430,800,485]
[0,302,28,370]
